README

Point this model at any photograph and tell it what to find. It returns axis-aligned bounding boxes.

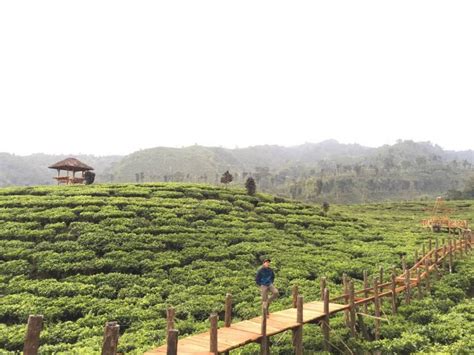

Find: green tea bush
[0,183,472,353]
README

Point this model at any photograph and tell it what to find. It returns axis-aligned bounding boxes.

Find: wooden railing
[20,231,473,355]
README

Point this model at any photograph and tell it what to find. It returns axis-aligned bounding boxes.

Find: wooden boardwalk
[145,232,473,355]
[145,301,347,354]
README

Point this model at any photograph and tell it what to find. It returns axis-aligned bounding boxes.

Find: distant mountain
[1,140,473,203]
[0,153,122,186]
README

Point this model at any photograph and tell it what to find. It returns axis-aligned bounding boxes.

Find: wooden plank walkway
[144,301,347,354]
[145,232,473,355]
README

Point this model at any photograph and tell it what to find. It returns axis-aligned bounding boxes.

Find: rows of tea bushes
[0,183,472,353]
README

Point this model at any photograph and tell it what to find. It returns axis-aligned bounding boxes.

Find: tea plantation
[0,183,472,353]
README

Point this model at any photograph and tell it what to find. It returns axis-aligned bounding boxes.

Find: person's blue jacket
[255,267,275,286]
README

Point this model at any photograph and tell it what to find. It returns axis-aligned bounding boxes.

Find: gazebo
[48,158,94,185]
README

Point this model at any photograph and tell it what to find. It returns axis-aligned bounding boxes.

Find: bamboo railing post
[422,243,426,258]
[416,267,423,300]
[458,236,463,257]
[23,315,43,355]
[414,249,418,265]
[465,234,469,254]
[293,295,304,355]
[320,277,326,301]
[348,280,357,338]
[373,278,381,340]
[363,270,369,314]
[261,302,269,355]
[404,267,411,304]
[390,271,397,315]
[425,258,431,292]
[166,329,178,355]
[401,256,406,272]
[292,285,298,308]
[225,294,232,327]
[102,321,120,355]
[322,288,330,352]
[210,313,218,355]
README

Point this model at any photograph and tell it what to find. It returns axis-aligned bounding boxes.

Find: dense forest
[1,140,473,203]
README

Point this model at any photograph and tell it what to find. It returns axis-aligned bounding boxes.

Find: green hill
[0,184,472,353]
[2,140,473,203]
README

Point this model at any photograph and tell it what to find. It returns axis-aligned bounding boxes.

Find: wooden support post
[363,270,369,314]
[379,266,384,292]
[320,277,326,301]
[293,295,304,355]
[448,238,453,273]
[465,235,469,254]
[425,258,431,292]
[428,238,432,253]
[210,313,218,355]
[404,267,411,304]
[23,315,43,355]
[225,293,232,327]
[373,278,381,340]
[416,267,423,300]
[102,321,120,355]
[442,244,447,270]
[343,273,350,327]
[348,280,357,338]
[297,295,303,323]
[166,307,175,333]
[292,285,298,308]
[261,302,269,355]
[166,329,178,355]
[322,288,330,352]
[458,236,463,257]
[390,271,397,315]
[414,249,418,265]
[401,256,406,272]
[422,243,426,259]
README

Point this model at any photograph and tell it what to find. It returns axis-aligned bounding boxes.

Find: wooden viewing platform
[144,231,473,355]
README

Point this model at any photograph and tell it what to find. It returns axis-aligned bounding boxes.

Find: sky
[0,1,473,156]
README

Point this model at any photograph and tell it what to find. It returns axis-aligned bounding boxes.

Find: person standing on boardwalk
[255,258,279,315]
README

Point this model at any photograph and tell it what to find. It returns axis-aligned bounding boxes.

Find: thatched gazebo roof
[48,158,94,172]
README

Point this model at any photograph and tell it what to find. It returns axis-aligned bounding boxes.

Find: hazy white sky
[1,1,473,156]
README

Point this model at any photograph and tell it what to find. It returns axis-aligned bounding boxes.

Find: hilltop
[1,140,473,203]
[0,183,473,353]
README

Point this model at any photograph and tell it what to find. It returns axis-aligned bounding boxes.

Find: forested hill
[1,140,473,203]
